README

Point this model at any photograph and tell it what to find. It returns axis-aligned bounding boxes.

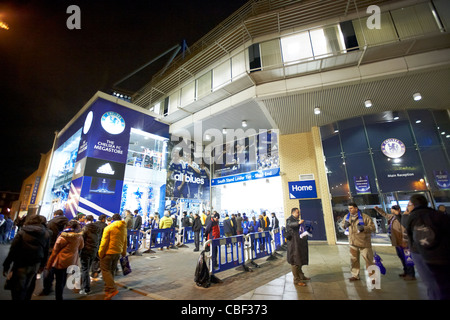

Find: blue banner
[354,175,371,194]
[211,168,280,186]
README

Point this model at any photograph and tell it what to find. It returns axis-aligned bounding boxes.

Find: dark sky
[0,0,247,192]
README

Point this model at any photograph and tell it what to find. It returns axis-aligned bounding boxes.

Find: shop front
[209,130,285,228]
[39,92,169,221]
[320,109,450,244]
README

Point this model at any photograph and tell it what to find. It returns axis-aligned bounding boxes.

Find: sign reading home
[288,180,317,199]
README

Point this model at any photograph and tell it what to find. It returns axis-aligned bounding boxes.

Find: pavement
[0,240,429,302]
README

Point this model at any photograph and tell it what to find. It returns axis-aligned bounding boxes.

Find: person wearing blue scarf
[342,202,376,282]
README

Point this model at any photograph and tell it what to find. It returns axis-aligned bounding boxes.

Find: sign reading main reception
[288,180,317,199]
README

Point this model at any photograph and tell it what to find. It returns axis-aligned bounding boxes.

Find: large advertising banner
[165,137,211,214]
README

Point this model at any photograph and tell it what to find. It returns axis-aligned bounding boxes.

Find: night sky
[0,0,247,192]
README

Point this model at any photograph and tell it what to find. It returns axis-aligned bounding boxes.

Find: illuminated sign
[381,138,406,158]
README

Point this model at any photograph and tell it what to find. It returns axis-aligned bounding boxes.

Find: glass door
[382,190,434,212]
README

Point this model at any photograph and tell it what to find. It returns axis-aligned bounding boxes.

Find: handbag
[120,255,132,276]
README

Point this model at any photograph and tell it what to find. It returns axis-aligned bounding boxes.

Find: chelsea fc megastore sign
[43,94,170,219]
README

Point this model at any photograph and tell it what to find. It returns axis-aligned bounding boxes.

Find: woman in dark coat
[286,207,309,286]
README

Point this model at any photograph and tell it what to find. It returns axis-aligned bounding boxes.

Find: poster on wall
[166,137,211,208]
[354,175,371,194]
[434,170,450,189]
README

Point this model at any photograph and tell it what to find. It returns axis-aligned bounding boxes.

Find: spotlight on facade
[314,107,321,115]
[413,93,422,101]
[222,128,227,134]
[364,100,373,108]
[241,120,247,127]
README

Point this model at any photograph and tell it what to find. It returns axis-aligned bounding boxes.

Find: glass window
[232,51,247,80]
[352,12,398,46]
[309,25,346,58]
[340,20,359,51]
[280,31,313,65]
[420,145,450,191]
[338,117,368,154]
[408,109,441,147]
[433,0,450,31]
[248,43,261,72]
[196,71,212,99]
[325,156,349,197]
[390,3,440,39]
[180,81,195,107]
[321,124,341,158]
[345,153,378,195]
[260,39,282,69]
[213,60,231,91]
[168,90,179,114]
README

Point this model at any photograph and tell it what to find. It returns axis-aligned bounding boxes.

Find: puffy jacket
[98,220,127,258]
[159,216,173,229]
[47,215,69,249]
[46,231,84,269]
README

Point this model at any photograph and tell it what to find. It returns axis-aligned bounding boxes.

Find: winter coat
[403,206,450,265]
[3,224,50,271]
[125,214,134,230]
[46,231,84,270]
[47,215,69,249]
[192,217,203,233]
[205,218,220,240]
[159,215,173,229]
[341,212,375,248]
[133,214,142,230]
[285,215,308,266]
[98,220,127,258]
[81,222,102,256]
[375,208,406,247]
[223,217,234,235]
[236,216,243,233]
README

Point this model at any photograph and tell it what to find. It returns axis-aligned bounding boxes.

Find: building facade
[21,0,450,245]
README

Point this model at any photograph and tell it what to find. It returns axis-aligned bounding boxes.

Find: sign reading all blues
[354,175,371,194]
[288,180,318,199]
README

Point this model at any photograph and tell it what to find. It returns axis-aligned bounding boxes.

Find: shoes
[295,282,307,287]
[398,273,406,277]
[36,290,51,296]
[403,275,416,281]
[104,290,119,300]
[348,277,360,282]
[300,277,311,281]
[193,248,199,252]
[79,289,90,295]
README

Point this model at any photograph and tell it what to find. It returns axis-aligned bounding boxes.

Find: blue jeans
[411,252,450,300]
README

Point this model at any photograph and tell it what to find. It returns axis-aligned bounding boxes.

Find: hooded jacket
[98,220,127,258]
[81,222,102,256]
[46,230,84,269]
[3,224,50,271]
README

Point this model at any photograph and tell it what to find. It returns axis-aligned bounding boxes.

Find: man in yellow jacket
[98,213,127,300]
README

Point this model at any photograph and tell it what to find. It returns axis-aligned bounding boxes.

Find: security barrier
[272,227,287,251]
[142,227,177,252]
[127,229,140,253]
[203,230,281,275]
[181,226,204,245]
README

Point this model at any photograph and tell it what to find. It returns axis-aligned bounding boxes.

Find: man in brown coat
[342,203,376,281]
[375,205,415,280]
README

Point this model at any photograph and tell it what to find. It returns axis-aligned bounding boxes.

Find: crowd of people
[2,210,130,300]
[2,193,449,301]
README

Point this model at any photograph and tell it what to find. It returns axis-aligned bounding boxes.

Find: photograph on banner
[165,136,211,212]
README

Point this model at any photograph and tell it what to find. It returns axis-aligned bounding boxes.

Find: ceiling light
[416,120,421,124]
[364,100,373,108]
[241,120,247,127]
[222,128,227,134]
[205,134,211,141]
[413,93,422,101]
[314,107,321,115]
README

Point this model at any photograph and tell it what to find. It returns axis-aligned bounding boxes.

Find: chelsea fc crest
[381,138,406,158]
[101,111,126,135]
